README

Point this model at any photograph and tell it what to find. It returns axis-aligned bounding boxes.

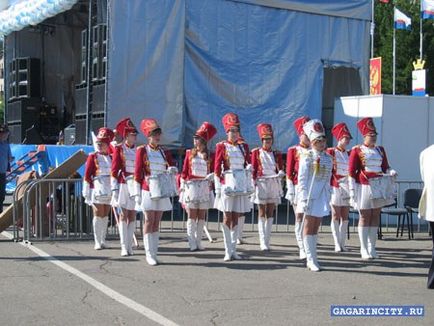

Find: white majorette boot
[303,235,321,272]
[187,219,198,251]
[265,218,273,250]
[237,215,245,244]
[93,216,102,250]
[367,226,379,259]
[118,221,128,257]
[144,233,157,266]
[295,221,306,259]
[152,231,160,263]
[358,226,370,260]
[339,220,349,252]
[221,224,232,261]
[196,219,205,250]
[231,225,242,260]
[100,216,109,249]
[258,218,267,251]
[127,221,135,256]
[331,220,341,252]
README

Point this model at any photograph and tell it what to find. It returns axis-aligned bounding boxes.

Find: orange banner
[370,57,382,95]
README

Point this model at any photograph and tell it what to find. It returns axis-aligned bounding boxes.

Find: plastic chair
[403,188,422,238]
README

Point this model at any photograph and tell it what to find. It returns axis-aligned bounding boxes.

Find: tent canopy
[107,0,371,150]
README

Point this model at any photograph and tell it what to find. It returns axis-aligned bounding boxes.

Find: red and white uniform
[134,144,176,211]
[214,140,251,213]
[83,152,112,205]
[285,143,310,203]
[111,143,137,210]
[251,147,283,205]
[348,144,394,209]
[327,147,351,207]
[180,149,215,209]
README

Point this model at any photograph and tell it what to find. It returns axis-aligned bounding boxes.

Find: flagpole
[371,0,375,58]
[420,0,423,59]
[393,24,396,95]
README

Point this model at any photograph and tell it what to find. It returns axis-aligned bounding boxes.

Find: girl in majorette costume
[214,113,251,261]
[297,120,333,272]
[111,118,138,257]
[349,117,397,260]
[326,122,352,252]
[285,116,311,261]
[82,127,115,250]
[134,119,178,266]
[179,122,217,251]
[251,123,285,251]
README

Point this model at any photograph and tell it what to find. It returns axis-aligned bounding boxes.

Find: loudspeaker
[8,58,41,101]
[80,29,88,84]
[6,98,41,143]
[91,24,107,82]
[8,60,17,100]
[74,115,87,144]
[74,86,88,115]
[92,83,105,113]
[91,112,105,133]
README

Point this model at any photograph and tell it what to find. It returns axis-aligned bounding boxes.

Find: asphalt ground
[1,226,433,326]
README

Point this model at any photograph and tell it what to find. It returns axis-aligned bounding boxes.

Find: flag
[370,58,382,95]
[422,0,434,20]
[394,7,411,30]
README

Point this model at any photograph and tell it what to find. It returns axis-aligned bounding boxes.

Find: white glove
[205,173,214,182]
[167,166,178,174]
[285,179,295,204]
[245,164,252,172]
[110,177,119,191]
[82,181,92,205]
[388,169,397,177]
[277,170,286,178]
[214,175,222,193]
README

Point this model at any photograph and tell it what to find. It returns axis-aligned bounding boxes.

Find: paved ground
[1,227,433,326]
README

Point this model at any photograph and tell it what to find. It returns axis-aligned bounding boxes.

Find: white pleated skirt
[330,186,350,207]
[91,193,111,205]
[214,192,252,213]
[140,190,172,212]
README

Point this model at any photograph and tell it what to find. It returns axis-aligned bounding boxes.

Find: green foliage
[375,0,434,95]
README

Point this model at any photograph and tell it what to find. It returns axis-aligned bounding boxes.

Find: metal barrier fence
[10,178,426,242]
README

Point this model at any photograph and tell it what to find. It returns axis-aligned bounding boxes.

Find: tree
[374,0,434,95]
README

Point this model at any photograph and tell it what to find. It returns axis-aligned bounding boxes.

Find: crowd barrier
[10,178,427,243]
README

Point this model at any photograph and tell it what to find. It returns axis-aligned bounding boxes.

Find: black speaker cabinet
[8,58,41,101]
[6,98,41,143]
[92,83,105,113]
[74,86,88,115]
[80,29,88,84]
[91,24,107,82]
[74,115,87,144]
